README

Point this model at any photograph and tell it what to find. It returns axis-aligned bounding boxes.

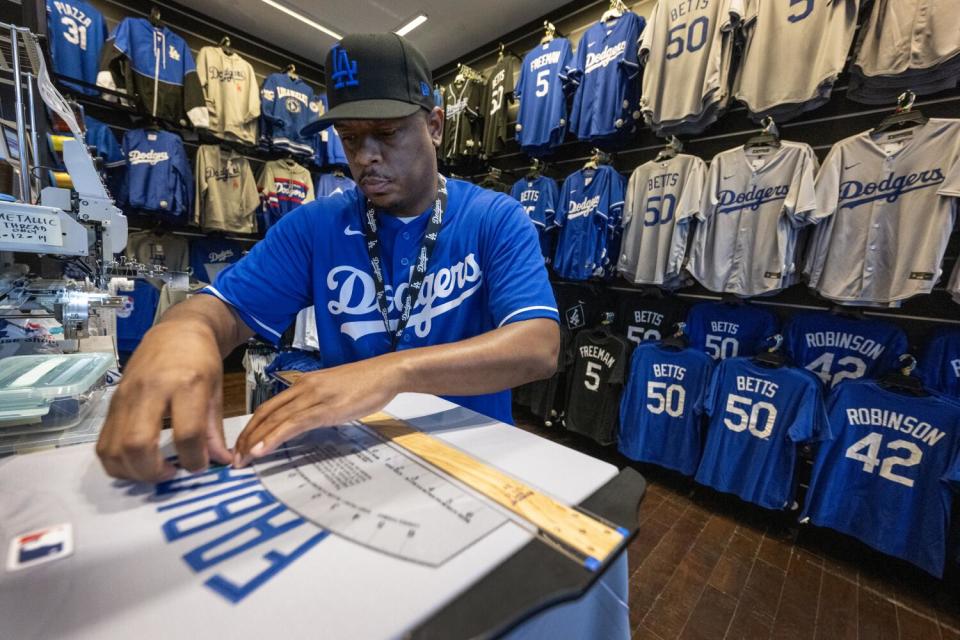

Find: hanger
[498,43,505,62]
[753,334,788,368]
[660,322,689,351]
[720,292,744,306]
[144,115,161,131]
[455,63,483,84]
[285,64,298,80]
[526,158,545,179]
[878,354,928,396]
[541,20,557,44]
[745,116,781,149]
[592,312,616,335]
[871,90,928,136]
[829,303,865,319]
[219,36,233,56]
[149,6,162,28]
[655,135,683,162]
[332,167,346,178]
[638,285,664,299]
[602,0,627,23]
[583,148,612,170]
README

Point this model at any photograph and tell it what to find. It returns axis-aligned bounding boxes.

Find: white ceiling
[192,0,573,75]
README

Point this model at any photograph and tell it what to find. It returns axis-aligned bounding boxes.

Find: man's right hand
[96,319,233,482]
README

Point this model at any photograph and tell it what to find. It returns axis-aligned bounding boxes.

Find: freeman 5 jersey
[696,358,830,509]
[784,311,908,388]
[564,328,629,445]
[569,12,644,143]
[46,0,108,96]
[260,73,321,156]
[119,128,193,220]
[920,328,960,397]
[553,165,626,281]
[514,38,575,157]
[509,175,559,261]
[806,119,960,305]
[802,380,960,576]
[618,153,705,287]
[618,343,715,474]
[686,301,780,360]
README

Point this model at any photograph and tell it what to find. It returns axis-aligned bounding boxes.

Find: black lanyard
[360,174,447,350]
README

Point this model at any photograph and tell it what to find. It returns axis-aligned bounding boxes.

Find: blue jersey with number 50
[802,381,960,577]
[515,38,574,156]
[686,301,780,361]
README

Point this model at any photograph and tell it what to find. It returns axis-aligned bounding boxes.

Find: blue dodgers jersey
[107,18,195,89]
[45,0,107,96]
[260,73,320,155]
[510,176,559,260]
[314,95,348,167]
[315,173,356,198]
[202,178,559,424]
[802,381,960,576]
[116,279,160,353]
[920,328,960,397]
[618,344,715,475]
[686,301,781,361]
[83,116,124,167]
[514,38,574,156]
[553,166,625,281]
[119,129,193,220]
[695,359,829,509]
[189,237,243,284]
[784,311,908,388]
[569,12,644,142]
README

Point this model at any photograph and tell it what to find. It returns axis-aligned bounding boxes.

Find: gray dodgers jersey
[853,0,960,79]
[807,119,960,305]
[640,0,742,135]
[618,153,706,286]
[194,144,260,234]
[690,141,820,296]
[125,230,190,272]
[734,0,859,121]
[196,47,261,144]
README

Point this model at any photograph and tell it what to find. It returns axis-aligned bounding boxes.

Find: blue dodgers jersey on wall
[314,95,348,167]
[202,178,559,424]
[618,344,715,475]
[116,279,160,353]
[569,12,644,142]
[784,311,908,388]
[695,359,829,509]
[45,0,107,96]
[920,328,960,397]
[686,301,781,361]
[553,166,625,281]
[119,129,193,219]
[260,73,320,155]
[189,237,243,284]
[510,176,559,260]
[802,381,960,577]
[514,38,574,156]
[108,18,195,88]
[315,173,356,198]
[83,116,124,167]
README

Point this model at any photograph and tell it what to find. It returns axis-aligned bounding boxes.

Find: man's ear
[426,107,444,148]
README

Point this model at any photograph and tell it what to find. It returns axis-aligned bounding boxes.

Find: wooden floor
[220,373,960,640]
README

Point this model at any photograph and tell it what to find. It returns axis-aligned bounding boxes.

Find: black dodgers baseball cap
[301,33,435,136]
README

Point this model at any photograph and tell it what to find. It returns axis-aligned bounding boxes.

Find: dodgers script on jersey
[510,175,559,260]
[258,159,315,230]
[802,380,960,576]
[615,293,687,346]
[687,301,780,361]
[553,165,625,281]
[806,119,960,305]
[203,178,558,423]
[569,12,644,142]
[565,329,629,445]
[696,358,829,509]
[618,154,705,286]
[920,328,960,397]
[691,141,821,296]
[189,237,242,283]
[45,0,107,96]
[441,78,483,162]
[515,38,574,156]
[640,0,741,135]
[119,129,193,220]
[733,0,860,122]
[619,343,714,475]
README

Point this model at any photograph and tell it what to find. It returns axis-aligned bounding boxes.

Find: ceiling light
[395,13,428,36]
[259,0,342,40]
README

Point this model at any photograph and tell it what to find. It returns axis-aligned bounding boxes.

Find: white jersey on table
[640,0,742,133]
[618,154,705,286]
[806,119,960,305]
[690,141,820,296]
[733,0,860,121]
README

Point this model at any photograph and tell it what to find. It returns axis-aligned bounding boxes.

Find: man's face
[335,108,444,214]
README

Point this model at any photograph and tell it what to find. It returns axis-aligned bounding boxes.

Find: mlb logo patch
[7,523,74,572]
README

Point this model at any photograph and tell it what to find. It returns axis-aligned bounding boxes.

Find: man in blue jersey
[97,34,561,482]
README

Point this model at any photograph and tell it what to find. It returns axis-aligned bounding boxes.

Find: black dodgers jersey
[481,57,514,157]
[615,292,688,346]
[441,77,484,162]
[553,283,615,332]
[565,328,629,445]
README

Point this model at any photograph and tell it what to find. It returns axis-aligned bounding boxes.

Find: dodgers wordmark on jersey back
[686,300,780,361]
[618,153,705,287]
[806,119,960,306]
[733,0,860,122]
[690,141,821,297]
[514,38,575,156]
[553,165,625,281]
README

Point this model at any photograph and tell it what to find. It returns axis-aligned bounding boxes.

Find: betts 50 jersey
[569,12,644,142]
[618,343,715,474]
[695,358,829,509]
[920,328,960,397]
[615,292,688,346]
[515,38,574,156]
[686,301,780,360]
[203,178,559,424]
[510,175,559,260]
[784,311,908,388]
[802,380,960,576]
[553,166,626,281]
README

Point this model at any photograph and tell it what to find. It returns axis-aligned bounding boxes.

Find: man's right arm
[96,295,254,482]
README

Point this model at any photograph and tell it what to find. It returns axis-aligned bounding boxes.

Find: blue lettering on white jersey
[553,165,625,280]
[920,328,960,398]
[686,301,780,361]
[510,175,559,260]
[514,38,575,156]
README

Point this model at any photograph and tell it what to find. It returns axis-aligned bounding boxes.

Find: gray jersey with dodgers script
[807,119,960,305]
[690,141,820,296]
[618,153,705,286]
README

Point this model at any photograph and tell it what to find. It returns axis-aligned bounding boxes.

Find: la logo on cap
[331,44,359,89]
